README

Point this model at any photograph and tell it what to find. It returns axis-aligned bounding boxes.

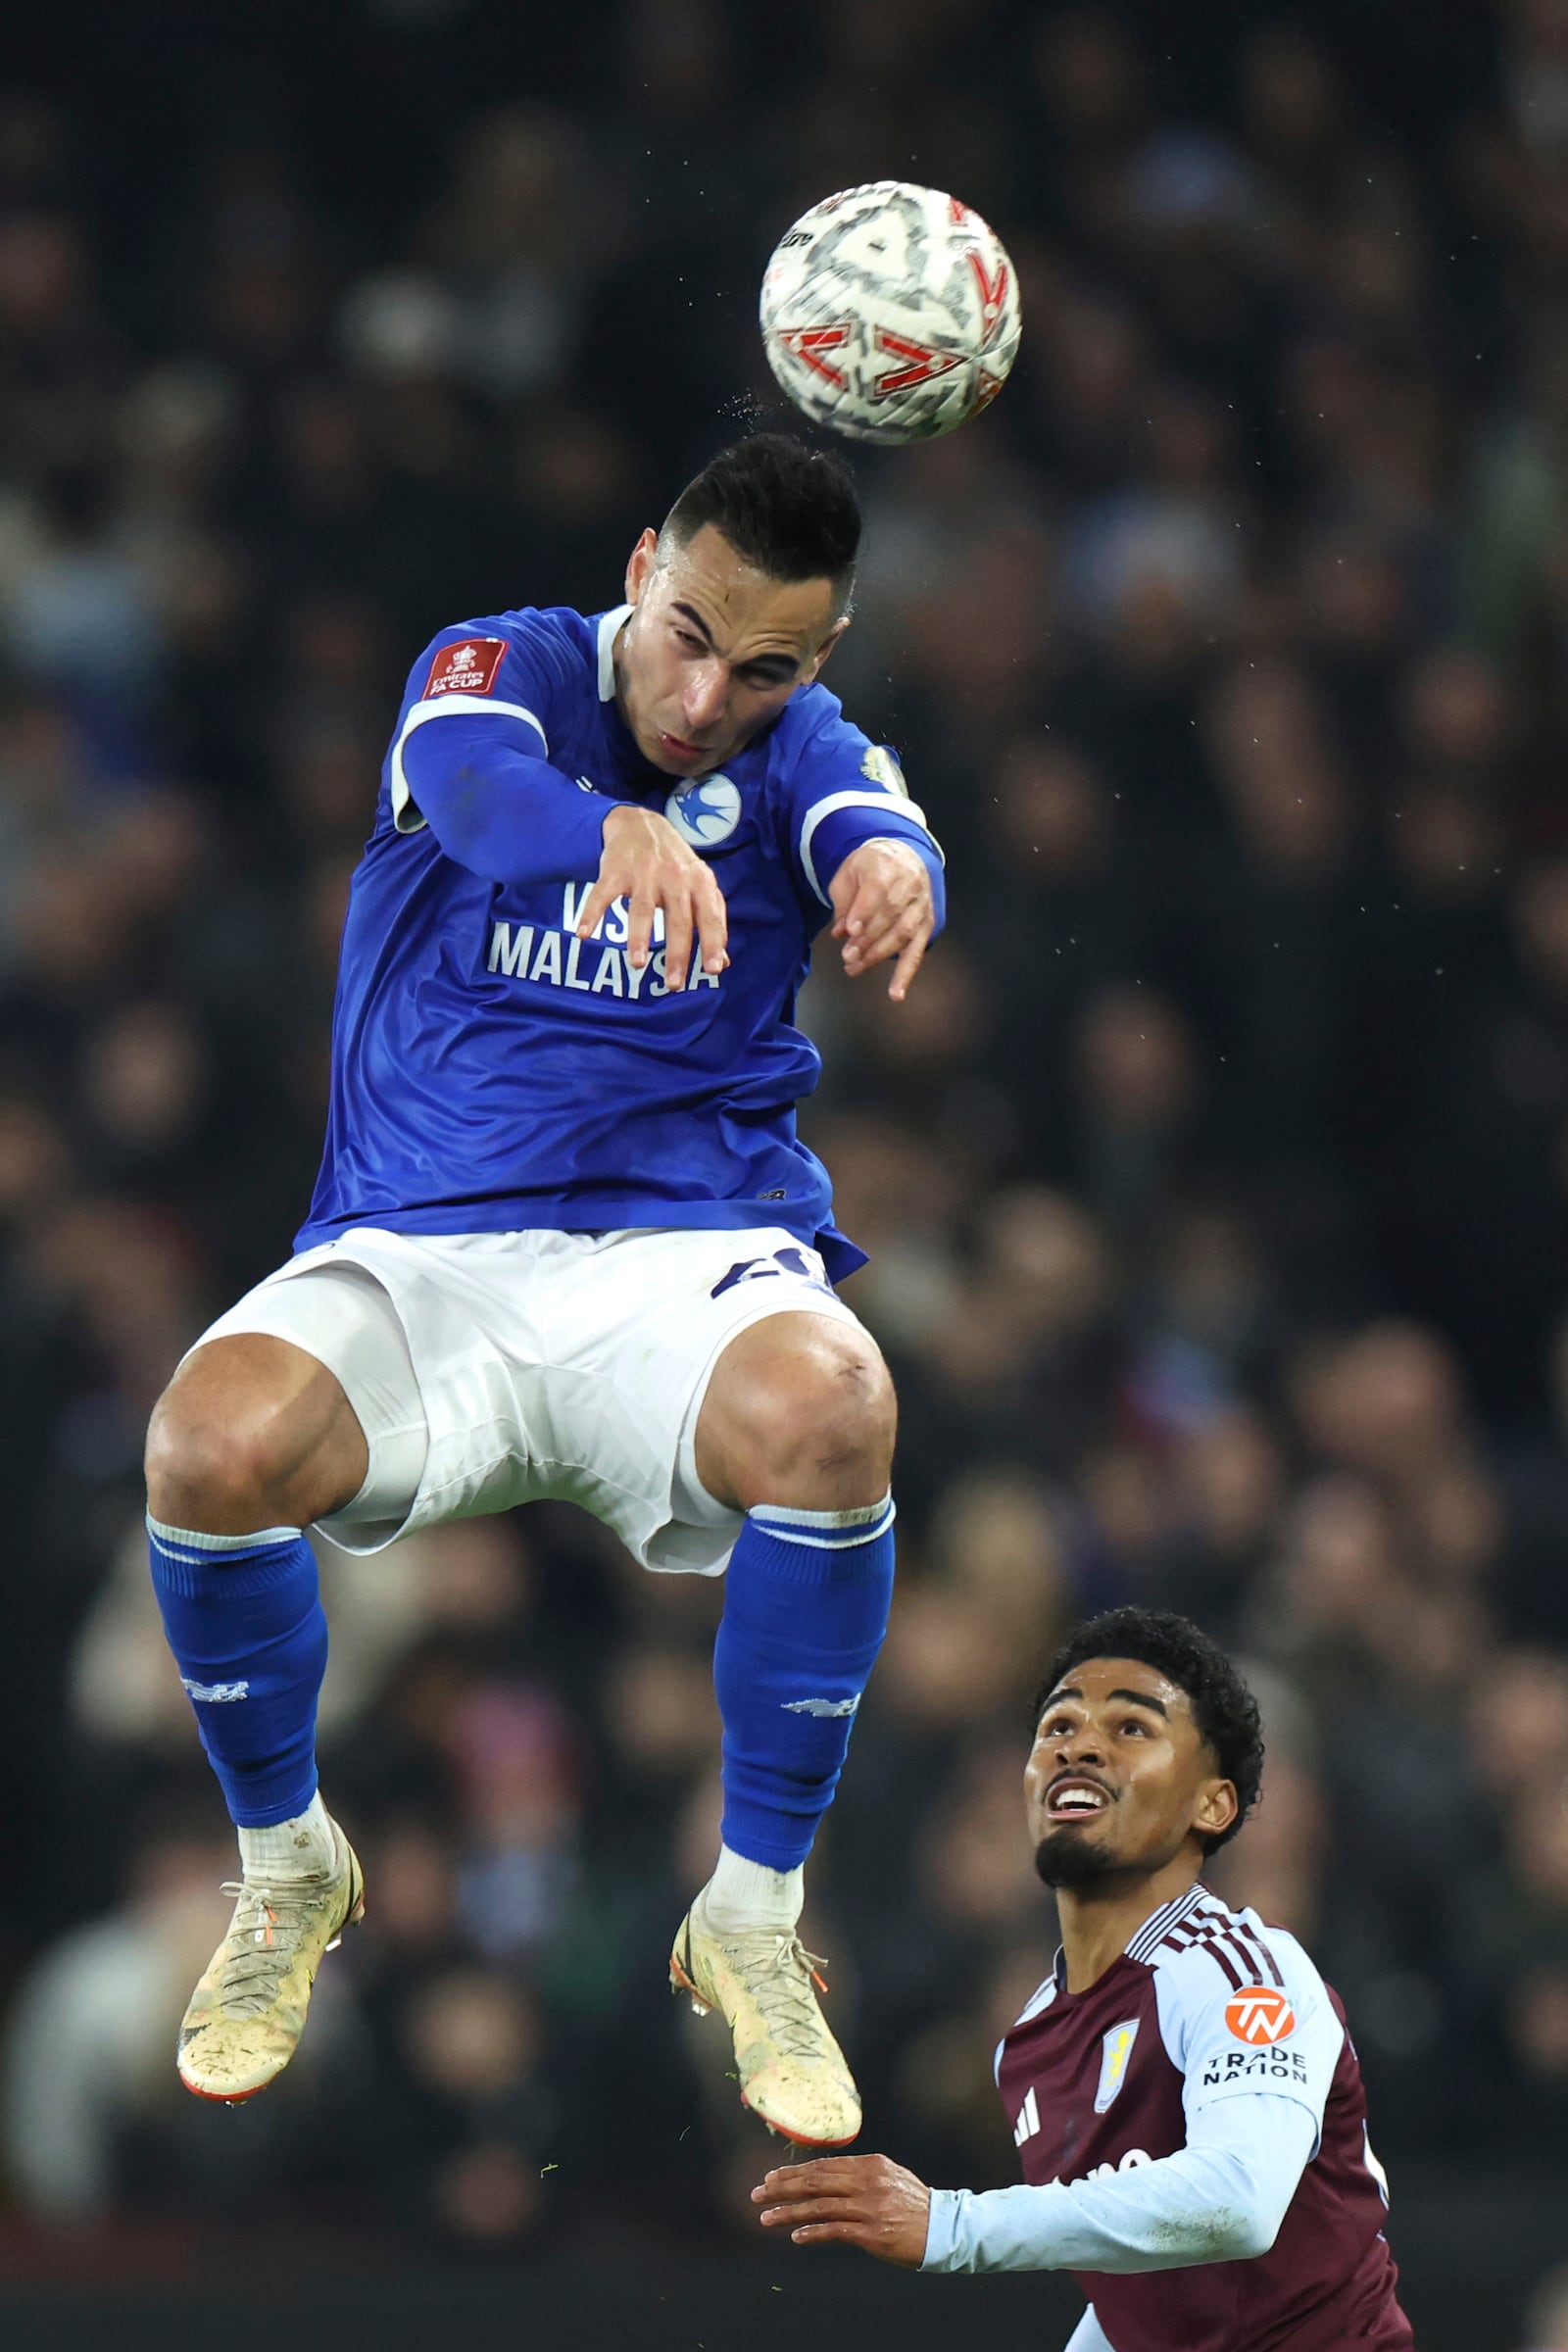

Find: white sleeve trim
[797,788,941,905]
[389,694,550,834]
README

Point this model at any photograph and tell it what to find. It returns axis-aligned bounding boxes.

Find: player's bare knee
[809,1340,896,1488]
[743,1328,896,1506]
[145,1388,277,1532]
[146,1335,368,1533]
[145,1392,255,1524]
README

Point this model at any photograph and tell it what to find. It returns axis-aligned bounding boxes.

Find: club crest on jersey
[664,773,741,846]
[1094,2019,1141,2112]
[1225,1986,1297,2046]
[423,637,507,699]
[861,743,907,797]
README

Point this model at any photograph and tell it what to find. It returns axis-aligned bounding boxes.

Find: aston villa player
[756,1607,1414,2352]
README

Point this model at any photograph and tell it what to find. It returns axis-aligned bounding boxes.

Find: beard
[1033,1824,1127,1891]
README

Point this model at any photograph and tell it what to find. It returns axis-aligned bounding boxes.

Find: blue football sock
[146,1515,327,1828]
[713,1495,896,1874]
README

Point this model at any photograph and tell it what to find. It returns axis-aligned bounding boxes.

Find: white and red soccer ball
[760,181,1021,446]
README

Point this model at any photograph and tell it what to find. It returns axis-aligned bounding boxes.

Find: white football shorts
[189,1225,863,1576]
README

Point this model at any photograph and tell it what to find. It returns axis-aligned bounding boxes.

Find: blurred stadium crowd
[1,0,1567,2328]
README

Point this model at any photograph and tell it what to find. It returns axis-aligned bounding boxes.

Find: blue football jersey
[295,604,944,1280]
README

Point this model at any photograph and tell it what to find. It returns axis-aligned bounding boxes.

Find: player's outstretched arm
[829,839,938,1002]
[754,2155,932,2266]
[573,804,730,992]
[755,2097,1317,2277]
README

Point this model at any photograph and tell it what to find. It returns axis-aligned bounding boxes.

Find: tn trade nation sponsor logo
[1225,1986,1297,2045]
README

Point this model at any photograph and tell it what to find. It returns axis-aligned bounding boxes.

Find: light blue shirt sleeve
[919,2093,1317,2276]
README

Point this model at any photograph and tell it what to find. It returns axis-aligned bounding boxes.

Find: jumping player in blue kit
[142,435,944,2146]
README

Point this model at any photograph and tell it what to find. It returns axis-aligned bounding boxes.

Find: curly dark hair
[1033,1606,1264,1856]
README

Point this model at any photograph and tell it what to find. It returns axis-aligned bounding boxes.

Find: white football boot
[670,1894,861,2147]
[177,1813,365,2103]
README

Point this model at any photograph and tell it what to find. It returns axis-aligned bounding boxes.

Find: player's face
[1024,1657,1237,1891]
[614,523,847,777]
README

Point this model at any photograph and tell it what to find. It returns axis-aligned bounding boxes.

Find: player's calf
[144,1336,371,2101]
[678,1313,900,2141]
[674,1487,895,2146]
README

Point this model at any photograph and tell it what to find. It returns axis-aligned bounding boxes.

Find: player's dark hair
[1034,1607,1264,1857]
[662,433,860,607]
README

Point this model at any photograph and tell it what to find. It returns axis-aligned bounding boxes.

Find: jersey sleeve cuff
[918,2182,1077,2275]
[859,828,947,915]
[919,2186,965,2273]
[798,794,944,905]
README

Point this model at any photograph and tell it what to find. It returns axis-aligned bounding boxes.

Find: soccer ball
[760,181,1021,446]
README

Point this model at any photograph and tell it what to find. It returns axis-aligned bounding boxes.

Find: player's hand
[575,805,729,990]
[829,840,935,1002]
[753,2154,932,2267]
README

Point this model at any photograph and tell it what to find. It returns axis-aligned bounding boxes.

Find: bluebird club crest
[665,773,742,847]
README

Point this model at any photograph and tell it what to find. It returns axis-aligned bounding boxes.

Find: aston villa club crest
[664,773,742,847]
[1094,2019,1141,2113]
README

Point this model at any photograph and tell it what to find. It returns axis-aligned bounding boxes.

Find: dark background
[1,1,1566,2345]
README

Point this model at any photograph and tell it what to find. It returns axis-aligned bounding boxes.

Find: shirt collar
[597,604,632,702]
[1124,1880,1209,1963]
[1049,1881,1210,1990]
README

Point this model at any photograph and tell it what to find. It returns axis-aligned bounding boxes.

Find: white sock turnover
[237,1789,338,1885]
[702,1840,806,1934]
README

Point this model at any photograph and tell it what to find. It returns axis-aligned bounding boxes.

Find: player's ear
[1195,1778,1239,1845]
[805,614,852,682]
[625,528,660,607]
